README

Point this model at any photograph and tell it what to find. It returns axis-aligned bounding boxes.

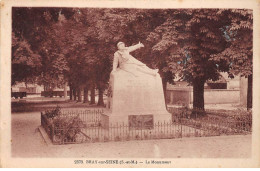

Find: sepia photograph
[1,0,260,168]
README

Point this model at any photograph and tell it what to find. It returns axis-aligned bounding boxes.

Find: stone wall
[166,88,240,105]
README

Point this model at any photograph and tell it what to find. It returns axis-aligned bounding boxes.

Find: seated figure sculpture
[111,42,159,77]
[107,41,171,124]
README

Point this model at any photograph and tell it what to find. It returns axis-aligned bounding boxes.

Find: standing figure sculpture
[111,42,159,77]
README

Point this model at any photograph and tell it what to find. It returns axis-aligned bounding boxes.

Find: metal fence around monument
[40,108,252,145]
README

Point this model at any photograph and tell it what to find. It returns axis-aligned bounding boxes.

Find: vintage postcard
[1,0,260,168]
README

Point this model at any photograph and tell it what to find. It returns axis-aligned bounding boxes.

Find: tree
[211,9,253,109]
[147,9,229,112]
[11,33,41,85]
[12,8,252,111]
[147,9,253,113]
[12,8,169,105]
[12,7,71,87]
[90,8,172,104]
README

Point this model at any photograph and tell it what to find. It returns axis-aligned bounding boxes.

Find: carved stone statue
[111,42,159,77]
[106,41,171,124]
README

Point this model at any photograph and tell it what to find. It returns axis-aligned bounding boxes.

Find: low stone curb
[38,126,53,146]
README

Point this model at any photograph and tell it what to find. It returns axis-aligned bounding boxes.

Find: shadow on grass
[12,100,103,113]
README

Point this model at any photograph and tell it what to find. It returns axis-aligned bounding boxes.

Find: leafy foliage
[210,9,253,77]
[12,8,252,109]
[44,105,62,119]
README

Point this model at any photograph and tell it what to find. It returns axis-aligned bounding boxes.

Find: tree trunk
[247,74,252,110]
[69,85,73,100]
[90,86,96,105]
[73,88,77,101]
[162,78,167,108]
[192,78,205,117]
[63,82,67,99]
[83,86,89,103]
[97,87,104,106]
[77,87,82,102]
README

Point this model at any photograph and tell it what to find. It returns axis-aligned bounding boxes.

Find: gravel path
[11,112,251,158]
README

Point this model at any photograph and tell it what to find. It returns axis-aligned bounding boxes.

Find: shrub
[45,106,61,119]
[126,134,131,141]
[144,133,149,140]
[92,137,100,143]
[104,136,109,142]
[115,136,121,141]
[135,135,141,140]
[43,106,90,144]
[53,115,88,143]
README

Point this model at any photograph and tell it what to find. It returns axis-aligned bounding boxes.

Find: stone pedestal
[106,69,171,125]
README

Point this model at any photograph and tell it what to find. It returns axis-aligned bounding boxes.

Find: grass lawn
[11,97,106,113]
